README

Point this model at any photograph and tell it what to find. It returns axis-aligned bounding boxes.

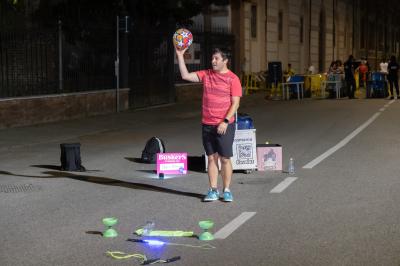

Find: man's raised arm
[175,47,200,83]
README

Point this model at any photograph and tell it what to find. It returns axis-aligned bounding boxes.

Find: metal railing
[0,22,116,98]
[1,21,235,105]
[0,30,59,97]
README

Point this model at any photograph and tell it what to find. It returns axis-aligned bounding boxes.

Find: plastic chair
[323,74,343,99]
[309,74,326,98]
[367,72,387,98]
[243,72,267,95]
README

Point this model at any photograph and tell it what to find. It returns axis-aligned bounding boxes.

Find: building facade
[2,0,400,128]
[231,0,400,75]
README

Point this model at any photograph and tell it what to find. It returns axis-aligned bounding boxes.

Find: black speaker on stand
[60,143,85,171]
[268,61,282,88]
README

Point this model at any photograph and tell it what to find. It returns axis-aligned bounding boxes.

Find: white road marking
[270,177,298,193]
[384,100,395,107]
[303,112,381,169]
[379,108,385,112]
[214,212,256,239]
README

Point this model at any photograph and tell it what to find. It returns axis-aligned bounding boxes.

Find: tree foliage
[33,0,229,26]
[27,0,229,41]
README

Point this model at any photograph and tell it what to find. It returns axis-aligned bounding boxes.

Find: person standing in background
[358,60,368,89]
[344,55,356,99]
[387,55,399,100]
[380,58,389,74]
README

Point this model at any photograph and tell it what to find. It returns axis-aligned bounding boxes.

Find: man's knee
[208,154,219,164]
[220,157,231,165]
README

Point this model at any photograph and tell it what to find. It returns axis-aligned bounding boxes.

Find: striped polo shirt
[196,69,242,125]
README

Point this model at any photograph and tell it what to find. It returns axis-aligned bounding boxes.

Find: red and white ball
[172,28,193,50]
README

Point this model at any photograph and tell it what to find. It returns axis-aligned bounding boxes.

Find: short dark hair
[212,48,230,62]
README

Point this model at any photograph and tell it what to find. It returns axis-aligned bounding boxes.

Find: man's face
[211,53,228,72]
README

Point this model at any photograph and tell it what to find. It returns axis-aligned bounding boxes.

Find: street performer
[175,46,242,202]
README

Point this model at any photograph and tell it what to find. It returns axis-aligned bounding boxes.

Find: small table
[281,82,304,100]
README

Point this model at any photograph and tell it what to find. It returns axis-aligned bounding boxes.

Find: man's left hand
[217,122,228,135]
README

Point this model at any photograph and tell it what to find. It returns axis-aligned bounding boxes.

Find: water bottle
[143,221,155,236]
[288,157,295,175]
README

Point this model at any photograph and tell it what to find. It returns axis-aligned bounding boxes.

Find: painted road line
[384,100,395,107]
[381,100,395,112]
[303,112,381,169]
[270,177,298,193]
[214,212,256,239]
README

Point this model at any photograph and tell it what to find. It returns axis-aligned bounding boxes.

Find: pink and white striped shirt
[196,69,242,125]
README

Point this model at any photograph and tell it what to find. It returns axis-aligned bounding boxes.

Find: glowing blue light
[144,239,165,247]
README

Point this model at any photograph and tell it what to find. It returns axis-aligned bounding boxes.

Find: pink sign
[156,153,188,175]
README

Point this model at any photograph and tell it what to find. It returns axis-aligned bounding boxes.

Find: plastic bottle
[143,221,155,236]
[288,157,295,175]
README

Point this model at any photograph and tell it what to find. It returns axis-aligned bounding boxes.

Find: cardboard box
[256,144,282,171]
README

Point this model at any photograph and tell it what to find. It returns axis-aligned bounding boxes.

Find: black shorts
[202,123,235,158]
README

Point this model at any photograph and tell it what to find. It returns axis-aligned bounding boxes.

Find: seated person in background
[335,60,344,74]
[328,61,338,74]
[284,63,295,76]
[284,63,295,81]
[308,64,316,74]
[327,61,341,98]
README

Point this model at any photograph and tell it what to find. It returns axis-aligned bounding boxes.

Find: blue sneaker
[204,189,219,202]
[222,190,233,202]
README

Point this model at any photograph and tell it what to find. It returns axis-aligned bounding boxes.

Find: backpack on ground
[141,137,166,163]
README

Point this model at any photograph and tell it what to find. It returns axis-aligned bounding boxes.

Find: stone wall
[0,89,129,129]
[175,83,203,103]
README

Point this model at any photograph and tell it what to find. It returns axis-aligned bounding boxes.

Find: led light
[144,240,165,247]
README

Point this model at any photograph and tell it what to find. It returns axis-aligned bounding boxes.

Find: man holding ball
[175,45,242,202]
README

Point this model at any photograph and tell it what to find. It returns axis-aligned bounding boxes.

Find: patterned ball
[172,28,193,50]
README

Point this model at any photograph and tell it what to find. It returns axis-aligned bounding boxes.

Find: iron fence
[1,20,235,108]
[0,22,116,98]
[0,30,58,97]
[61,23,116,93]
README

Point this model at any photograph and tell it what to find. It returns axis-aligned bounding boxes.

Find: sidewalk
[0,100,203,152]
[0,92,267,153]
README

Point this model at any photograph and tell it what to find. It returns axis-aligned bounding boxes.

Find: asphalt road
[0,94,399,266]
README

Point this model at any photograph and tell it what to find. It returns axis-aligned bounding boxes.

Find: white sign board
[231,129,257,170]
